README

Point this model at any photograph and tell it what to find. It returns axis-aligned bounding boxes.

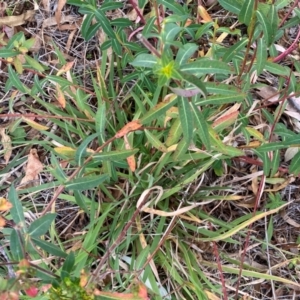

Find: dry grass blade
[0,128,12,164]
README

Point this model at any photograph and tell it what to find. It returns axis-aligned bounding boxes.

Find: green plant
[1,0,300,299]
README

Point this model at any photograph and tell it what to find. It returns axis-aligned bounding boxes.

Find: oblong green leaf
[194,93,245,106]
[74,191,89,213]
[31,237,67,258]
[46,75,72,87]
[8,64,27,93]
[83,22,102,41]
[162,23,182,43]
[219,144,244,157]
[130,54,158,68]
[239,0,254,25]
[270,149,280,177]
[178,71,207,98]
[178,96,193,144]
[264,61,290,76]
[110,18,132,27]
[256,10,272,45]
[100,1,123,11]
[94,8,115,38]
[81,13,94,38]
[9,186,25,226]
[140,94,178,124]
[257,142,288,152]
[165,118,182,147]
[175,43,198,65]
[61,252,75,279]
[222,38,249,63]
[24,54,46,72]
[289,150,300,175]
[75,133,98,166]
[205,82,241,95]
[261,151,271,176]
[158,0,186,14]
[0,49,21,58]
[172,138,189,160]
[190,102,210,150]
[65,174,109,191]
[144,129,168,152]
[96,103,106,144]
[10,229,24,261]
[180,59,232,75]
[178,152,216,161]
[268,5,279,44]
[219,0,243,14]
[195,22,214,40]
[256,37,267,75]
[28,214,57,237]
[93,149,139,162]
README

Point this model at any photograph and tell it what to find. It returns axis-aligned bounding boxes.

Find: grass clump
[0,0,300,299]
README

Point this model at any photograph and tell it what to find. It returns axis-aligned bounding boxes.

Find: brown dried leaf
[0,11,35,26]
[57,61,75,76]
[124,135,136,172]
[41,0,50,12]
[115,120,142,138]
[22,117,49,131]
[0,198,13,211]
[18,149,43,189]
[0,216,6,227]
[255,86,279,103]
[56,84,66,108]
[0,128,12,164]
[198,5,213,23]
[66,30,77,53]
[55,0,67,28]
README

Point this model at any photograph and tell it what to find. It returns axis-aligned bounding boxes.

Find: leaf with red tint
[212,103,240,131]
[115,120,142,138]
[24,286,38,297]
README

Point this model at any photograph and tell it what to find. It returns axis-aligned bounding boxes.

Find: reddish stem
[128,0,146,24]
[278,0,300,28]
[273,26,300,63]
[209,223,228,300]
